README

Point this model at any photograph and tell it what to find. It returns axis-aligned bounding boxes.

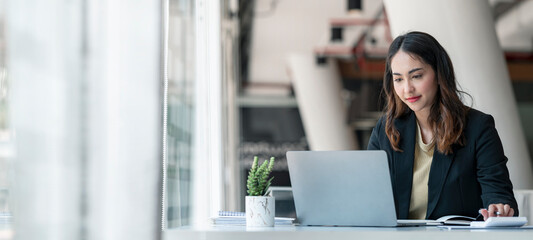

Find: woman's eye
[394,78,402,82]
[413,74,422,79]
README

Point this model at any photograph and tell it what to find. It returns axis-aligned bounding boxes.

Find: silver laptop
[286,150,432,227]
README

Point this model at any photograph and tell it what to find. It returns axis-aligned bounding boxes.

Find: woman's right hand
[479,204,515,220]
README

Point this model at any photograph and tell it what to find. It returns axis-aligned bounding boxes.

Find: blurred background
[1,0,533,239]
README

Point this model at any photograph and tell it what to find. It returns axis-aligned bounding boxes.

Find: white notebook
[470,217,528,228]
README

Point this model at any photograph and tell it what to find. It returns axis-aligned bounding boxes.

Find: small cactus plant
[246,156,275,196]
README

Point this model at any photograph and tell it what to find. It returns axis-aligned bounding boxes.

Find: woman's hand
[480,203,515,220]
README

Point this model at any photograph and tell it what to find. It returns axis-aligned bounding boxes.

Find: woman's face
[391,50,438,116]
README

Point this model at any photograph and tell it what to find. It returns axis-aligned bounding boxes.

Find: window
[165,0,196,227]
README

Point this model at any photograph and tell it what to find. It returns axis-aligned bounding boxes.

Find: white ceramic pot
[245,196,275,227]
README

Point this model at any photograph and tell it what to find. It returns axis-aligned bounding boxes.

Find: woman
[368,31,518,220]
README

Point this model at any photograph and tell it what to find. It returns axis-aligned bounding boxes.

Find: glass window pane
[0,0,13,230]
[166,0,195,228]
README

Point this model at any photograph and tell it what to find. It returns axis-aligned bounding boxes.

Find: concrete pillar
[384,0,533,189]
[288,54,357,150]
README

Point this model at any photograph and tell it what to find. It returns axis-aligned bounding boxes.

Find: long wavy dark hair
[383,31,470,155]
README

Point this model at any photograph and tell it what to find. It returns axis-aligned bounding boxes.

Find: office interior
[1,0,533,239]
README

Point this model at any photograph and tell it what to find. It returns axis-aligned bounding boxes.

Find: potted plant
[245,156,275,227]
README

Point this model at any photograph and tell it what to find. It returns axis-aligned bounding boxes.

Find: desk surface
[165,225,533,240]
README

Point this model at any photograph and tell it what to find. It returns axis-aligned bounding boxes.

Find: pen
[478,209,501,216]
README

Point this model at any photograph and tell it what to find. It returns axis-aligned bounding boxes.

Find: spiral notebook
[210,211,294,225]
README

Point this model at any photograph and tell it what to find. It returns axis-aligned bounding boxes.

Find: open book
[398,215,477,226]
[434,215,477,225]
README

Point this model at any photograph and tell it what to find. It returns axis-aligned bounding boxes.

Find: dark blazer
[367,108,518,220]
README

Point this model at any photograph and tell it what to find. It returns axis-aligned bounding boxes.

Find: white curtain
[7,0,163,239]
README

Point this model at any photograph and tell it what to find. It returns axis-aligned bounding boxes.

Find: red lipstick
[406,96,421,103]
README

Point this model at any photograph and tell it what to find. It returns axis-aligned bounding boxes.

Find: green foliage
[246,156,275,196]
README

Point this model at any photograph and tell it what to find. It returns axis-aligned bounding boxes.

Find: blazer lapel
[426,148,454,218]
[392,112,416,219]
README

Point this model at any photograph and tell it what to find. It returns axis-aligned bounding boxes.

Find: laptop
[286,150,432,227]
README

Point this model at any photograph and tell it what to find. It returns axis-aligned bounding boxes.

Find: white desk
[164,225,533,240]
